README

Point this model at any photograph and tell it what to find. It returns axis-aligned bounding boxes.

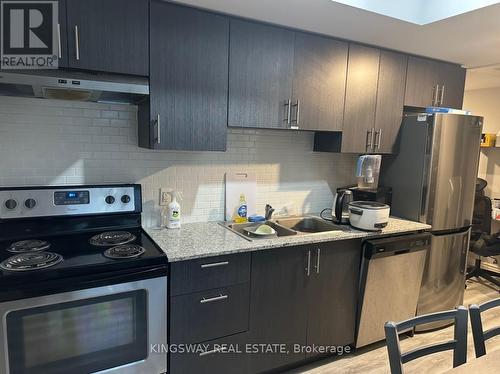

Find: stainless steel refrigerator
[381,112,483,330]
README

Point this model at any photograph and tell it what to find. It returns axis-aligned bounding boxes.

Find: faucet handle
[265,204,275,220]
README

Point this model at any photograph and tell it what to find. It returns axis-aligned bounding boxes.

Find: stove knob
[121,194,131,204]
[24,198,37,209]
[105,195,115,204]
[4,199,17,210]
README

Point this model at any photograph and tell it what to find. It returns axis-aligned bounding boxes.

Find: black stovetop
[0,221,167,301]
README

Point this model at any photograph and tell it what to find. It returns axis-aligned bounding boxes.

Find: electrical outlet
[159,188,171,206]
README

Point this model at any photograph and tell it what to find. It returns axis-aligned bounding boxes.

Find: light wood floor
[287,279,500,374]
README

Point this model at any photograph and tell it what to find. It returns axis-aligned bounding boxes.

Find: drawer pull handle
[200,261,229,268]
[199,347,222,357]
[200,294,228,304]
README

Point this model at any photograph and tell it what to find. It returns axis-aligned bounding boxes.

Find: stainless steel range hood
[0,71,149,104]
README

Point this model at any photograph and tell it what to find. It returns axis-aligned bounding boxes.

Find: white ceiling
[333,0,499,25]
[172,0,500,68]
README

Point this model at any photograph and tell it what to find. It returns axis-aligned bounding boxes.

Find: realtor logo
[1,0,58,69]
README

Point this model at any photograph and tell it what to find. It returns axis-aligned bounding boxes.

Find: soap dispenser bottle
[166,191,182,229]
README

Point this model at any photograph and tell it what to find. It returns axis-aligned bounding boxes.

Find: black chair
[384,307,468,374]
[469,297,500,358]
[466,179,500,291]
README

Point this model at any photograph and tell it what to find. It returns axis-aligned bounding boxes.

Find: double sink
[222,216,347,241]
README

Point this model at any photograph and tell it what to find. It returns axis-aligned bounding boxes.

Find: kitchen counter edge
[145,216,431,262]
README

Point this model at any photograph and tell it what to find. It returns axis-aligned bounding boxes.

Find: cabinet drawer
[170,332,251,374]
[170,253,251,296]
[170,283,250,344]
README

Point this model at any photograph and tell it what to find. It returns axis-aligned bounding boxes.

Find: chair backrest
[384,306,468,374]
[469,297,500,358]
[472,194,492,236]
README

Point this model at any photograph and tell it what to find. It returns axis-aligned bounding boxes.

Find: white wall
[463,87,500,198]
[0,96,357,227]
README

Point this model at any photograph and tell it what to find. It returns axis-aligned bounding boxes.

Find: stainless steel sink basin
[220,216,345,241]
[220,221,297,241]
[273,217,342,234]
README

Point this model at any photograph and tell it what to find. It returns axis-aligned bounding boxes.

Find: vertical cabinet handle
[291,100,300,129]
[366,129,373,150]
[439,85,445,106]
[283,99,291,125]
[74,25,80,61]
[314,248,321,274]
[375,128,382,149]
[305,250,311,276]
[155,114,161,144]
[432,85,439,106]
[57,24,62,59]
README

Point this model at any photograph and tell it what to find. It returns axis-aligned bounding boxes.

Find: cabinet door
[439,63,466,109]
[148,1,228,151]
[228,19,295,128]
[66,0,148,75]
[291,32,348,131]
[341,44,380,153]
[374,51,408,154]
[306,240,361,358]
[404,56,439,108]
[249,246,308,372]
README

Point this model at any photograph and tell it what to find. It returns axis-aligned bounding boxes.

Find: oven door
[0,276,167,374]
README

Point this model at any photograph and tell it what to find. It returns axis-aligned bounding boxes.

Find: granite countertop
[145,216,431,262]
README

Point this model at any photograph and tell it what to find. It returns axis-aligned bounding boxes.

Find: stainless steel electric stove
[0,184,167,374]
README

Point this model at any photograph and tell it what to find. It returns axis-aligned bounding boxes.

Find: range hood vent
[0,70,149,104]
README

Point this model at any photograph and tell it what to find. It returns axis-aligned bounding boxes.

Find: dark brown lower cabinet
[169,332,251,374]
[248,246,309,372]
[248,241,362,371]
[305,240,362,359]
[169,241,362,373]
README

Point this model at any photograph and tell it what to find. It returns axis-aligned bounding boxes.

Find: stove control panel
[0,185,139,219]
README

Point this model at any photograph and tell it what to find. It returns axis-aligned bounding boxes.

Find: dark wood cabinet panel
[170,332,251,374]
[404,56,439,108]
[170,283,250,344]
[140,1,229,151]
[249,246,308,372]
[57,0,68,68]
[439,63,466,109]
[341,44,380,153]
[66,0,148,75]
[292,32,348,131]
[374,51,408,153]
[228,19,295,128]
[170,253,250,296]
[306,240,361,358]
[405,56,465,109]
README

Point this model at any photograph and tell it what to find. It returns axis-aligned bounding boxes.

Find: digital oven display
[54,191,90,205]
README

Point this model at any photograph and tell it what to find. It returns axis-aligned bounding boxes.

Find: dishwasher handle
[363,232,431,259]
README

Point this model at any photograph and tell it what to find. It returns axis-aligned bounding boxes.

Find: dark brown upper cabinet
[291,32,348,131]
[138,1,229,151]
[404,56,465,109]
[228,19,295,129]
[373,50,408,153]
[228,20,348,131]
[66,0,148,75]
[314,46,407,154]
[338,44,380,153]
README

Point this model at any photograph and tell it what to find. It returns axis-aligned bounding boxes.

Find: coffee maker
[341,154,392,205]
[356,155,381,189]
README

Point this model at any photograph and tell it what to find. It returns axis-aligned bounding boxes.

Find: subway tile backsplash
[0,96,358,227]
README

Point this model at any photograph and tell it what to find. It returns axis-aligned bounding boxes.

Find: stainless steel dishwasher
[355,232,431,348]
